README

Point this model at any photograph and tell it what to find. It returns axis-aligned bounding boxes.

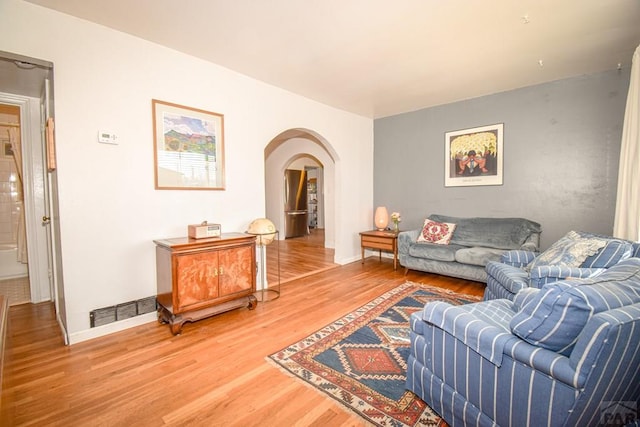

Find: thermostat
[98,131,118,144]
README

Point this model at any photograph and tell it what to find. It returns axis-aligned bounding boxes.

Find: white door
[41,78,68,344]
[40,80,55,301]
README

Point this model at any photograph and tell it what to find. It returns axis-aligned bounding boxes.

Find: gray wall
[374,69,630,250]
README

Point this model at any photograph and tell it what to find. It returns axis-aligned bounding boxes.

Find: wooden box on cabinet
[154,233,257,335]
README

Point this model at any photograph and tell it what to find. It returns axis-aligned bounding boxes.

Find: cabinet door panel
[175,252,219,311]
[219,245,254,296]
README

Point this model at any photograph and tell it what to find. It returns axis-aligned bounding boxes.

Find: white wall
[1,0,373,343]
[288,157,321,170]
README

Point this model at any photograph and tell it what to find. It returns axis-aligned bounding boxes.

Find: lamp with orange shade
[374,206,389,231]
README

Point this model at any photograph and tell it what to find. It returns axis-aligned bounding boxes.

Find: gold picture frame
[152,99,225,190]
[444,123,503,187]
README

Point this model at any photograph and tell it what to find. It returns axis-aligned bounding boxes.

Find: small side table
[360,230,399,270]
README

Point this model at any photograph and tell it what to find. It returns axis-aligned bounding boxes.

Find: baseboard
[0,295,8,403]
[67,312,157,345]
[57,313,69,345]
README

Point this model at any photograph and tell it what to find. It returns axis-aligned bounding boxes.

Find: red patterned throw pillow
[417,220,457,245]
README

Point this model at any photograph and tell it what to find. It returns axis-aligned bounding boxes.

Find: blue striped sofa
[406,257,640,426]
[484,231,640,301]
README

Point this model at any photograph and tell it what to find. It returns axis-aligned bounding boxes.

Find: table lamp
[374,206,389,231]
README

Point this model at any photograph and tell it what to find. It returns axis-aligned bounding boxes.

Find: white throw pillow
[416,220,457,245]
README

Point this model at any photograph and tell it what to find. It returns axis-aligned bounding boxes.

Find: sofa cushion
[416,219,456,245]
[526,231,608,271]
[455,247,504,267]
[408,242,461,262]
[510,258,640,356]
[428,214,541,250]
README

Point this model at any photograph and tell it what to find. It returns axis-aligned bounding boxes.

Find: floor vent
[90,296,157,328]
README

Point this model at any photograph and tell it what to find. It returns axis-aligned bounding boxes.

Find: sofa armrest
[486,261,530,294]
[504,339,576,386]
[500,250,538,267]
[520,232,540,252]
[418,300,578,387]
[398,230,419,254]
[421,301,515,366]
[529,266,606,288]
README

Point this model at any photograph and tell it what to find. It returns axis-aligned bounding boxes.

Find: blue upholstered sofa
[485,230,640,301]
[406,257,640,426]
[398,214,541,283]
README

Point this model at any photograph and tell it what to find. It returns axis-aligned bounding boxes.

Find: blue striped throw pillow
[578,232,634,268]
[510,258,640,356]
[526,231,608,271]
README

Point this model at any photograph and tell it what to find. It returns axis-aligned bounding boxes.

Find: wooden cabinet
[154,233,257,334]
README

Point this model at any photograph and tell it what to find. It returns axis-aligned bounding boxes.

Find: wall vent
[90,296,157,328]
[116,301,137,321]
[136,296,157,315]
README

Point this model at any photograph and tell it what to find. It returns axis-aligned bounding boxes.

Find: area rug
[268,281,481,426]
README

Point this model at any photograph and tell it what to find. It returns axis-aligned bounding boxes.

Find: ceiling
[10,1,640,118]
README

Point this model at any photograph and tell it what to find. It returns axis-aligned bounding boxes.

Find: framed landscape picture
[444,123,503,187]
[152,99,225,190]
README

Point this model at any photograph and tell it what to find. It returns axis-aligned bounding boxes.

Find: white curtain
[8,127,28,263]
[613,44,640,242]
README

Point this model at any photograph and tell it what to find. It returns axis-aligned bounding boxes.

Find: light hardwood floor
[1,229,485,426]
[265,228,338,285]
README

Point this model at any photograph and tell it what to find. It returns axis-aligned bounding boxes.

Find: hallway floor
[0,276,30,306]
[266,228,337,285]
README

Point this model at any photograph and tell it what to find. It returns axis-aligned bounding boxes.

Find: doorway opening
[264,128,339,282]
[0,103,30,305]
[0,50,67,343]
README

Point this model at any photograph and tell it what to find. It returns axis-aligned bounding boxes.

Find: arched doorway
[264,129,338,282]
[264,128,338,252]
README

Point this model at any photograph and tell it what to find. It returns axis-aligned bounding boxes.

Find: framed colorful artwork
[152,99,225,190]
[444,123,503,187]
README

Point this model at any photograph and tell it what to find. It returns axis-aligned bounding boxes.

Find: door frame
[0,52,67,343]
[0,93,51,302]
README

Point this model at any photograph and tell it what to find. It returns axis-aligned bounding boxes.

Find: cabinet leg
[158,306,184,335]
[248,295,258,310]
[170,320,183,335]
[157,306,170,324]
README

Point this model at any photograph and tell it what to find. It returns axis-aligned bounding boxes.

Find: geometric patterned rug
[268,281,481,426]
